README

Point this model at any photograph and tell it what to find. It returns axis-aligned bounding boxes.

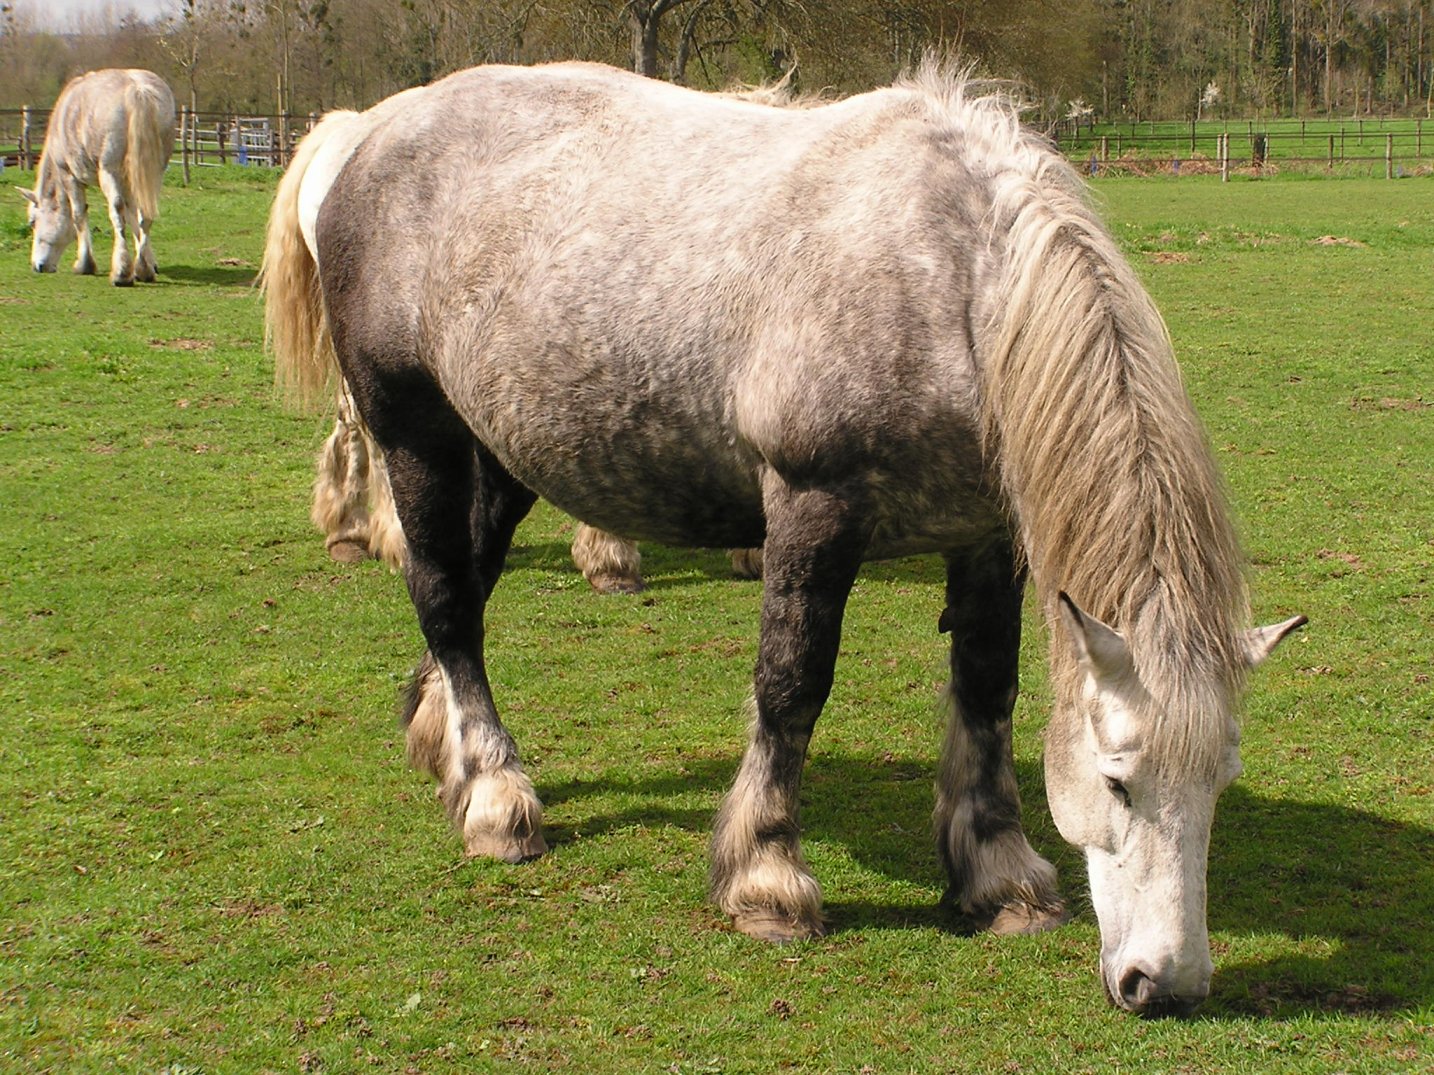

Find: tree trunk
[629,2,662,77]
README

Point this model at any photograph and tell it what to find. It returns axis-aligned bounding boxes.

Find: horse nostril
[1117,967,1203,1018]
[1119,967,1159,1009]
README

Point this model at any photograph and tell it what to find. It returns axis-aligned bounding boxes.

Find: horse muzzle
[1104,964,1207,1018]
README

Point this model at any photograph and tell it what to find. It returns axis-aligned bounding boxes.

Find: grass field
[1,167,1431,1073]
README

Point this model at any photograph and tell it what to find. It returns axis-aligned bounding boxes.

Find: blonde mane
[906,62,1250,764]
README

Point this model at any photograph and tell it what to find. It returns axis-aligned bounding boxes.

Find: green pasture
[1,168,1430,1073]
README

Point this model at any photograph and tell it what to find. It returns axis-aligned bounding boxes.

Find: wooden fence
[0,107,317,176]
[4,104,1432,180]
[1052,116,1434,178]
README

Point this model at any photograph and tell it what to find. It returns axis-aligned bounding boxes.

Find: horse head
[17,184,75,273]
[1044,594,1304,1017]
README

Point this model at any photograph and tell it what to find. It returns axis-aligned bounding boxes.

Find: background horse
[19,68,175,286]
[265,104,762,592]
[262,61,1302,1016]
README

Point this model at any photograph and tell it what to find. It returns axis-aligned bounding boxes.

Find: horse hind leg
[365,448,407,569]
[933,544,1066,935]
[728,547,763,579]
[133,204,157,282]
[313,382,383,564]
[96,170,134,285]
[710,479,870,941]
[570,523,643,593]
[372,387,542,861]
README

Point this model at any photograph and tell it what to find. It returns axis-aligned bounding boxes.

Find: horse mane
[718,68,827,109]
[904,60,1250,766]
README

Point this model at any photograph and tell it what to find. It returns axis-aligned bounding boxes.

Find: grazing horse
[266,106,762,591]
[19,69,175,286]
[262,61,1304,1015]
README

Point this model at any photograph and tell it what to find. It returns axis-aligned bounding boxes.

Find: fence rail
[0,107,317,174]
[1052,117,1434,178]
[4,105,1433,180]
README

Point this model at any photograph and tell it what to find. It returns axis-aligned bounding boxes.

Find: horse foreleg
[570,524,643,593]
[96,170,134,286]
[67,180,96,276]
[383,404,541,862]
[710,479,870,942]
[933,544,1066,935]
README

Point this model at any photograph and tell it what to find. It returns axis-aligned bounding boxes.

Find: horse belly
[453,361,765,550]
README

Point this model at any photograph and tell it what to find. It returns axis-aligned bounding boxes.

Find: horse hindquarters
[710,478,871,941]
[355,373,544,861]
[933,545,1066,934]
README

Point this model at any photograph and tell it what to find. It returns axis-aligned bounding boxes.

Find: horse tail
[259,112,356,407]
[124,77,174,223]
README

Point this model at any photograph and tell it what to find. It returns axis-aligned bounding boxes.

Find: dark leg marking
[711,479,872,942]
[934,542,1066,934]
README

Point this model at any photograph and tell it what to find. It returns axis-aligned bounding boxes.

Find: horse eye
[1103,775,1132,807]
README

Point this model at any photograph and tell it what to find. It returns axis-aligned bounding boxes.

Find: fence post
[1386,133,1394,179]
[1220,133,1229,182]
[181,107,192,185]
[1328,134,1335,171]
[20,105,32,169]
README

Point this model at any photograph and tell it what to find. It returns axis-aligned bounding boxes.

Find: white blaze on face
[1045,595,1302,1016]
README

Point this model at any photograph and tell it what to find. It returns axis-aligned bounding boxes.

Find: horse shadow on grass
[504,540,943,590]
[159,264,257,287]
[538,752,1434,1018]
[505,540,755,590]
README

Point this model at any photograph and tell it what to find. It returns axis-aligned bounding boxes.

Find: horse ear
[1058,592,1131,680]
[1244,614,1307,667]
[17,187,38,205]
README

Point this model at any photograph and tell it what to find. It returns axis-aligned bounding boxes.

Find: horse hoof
[588,573,644,595]
[111,275,135,288]
[987,900,1069,936]
[730,909,827,944]
[728,548,763,579]
[74,261,96,275]
[465,829,549,863]
[327,539,369,563]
